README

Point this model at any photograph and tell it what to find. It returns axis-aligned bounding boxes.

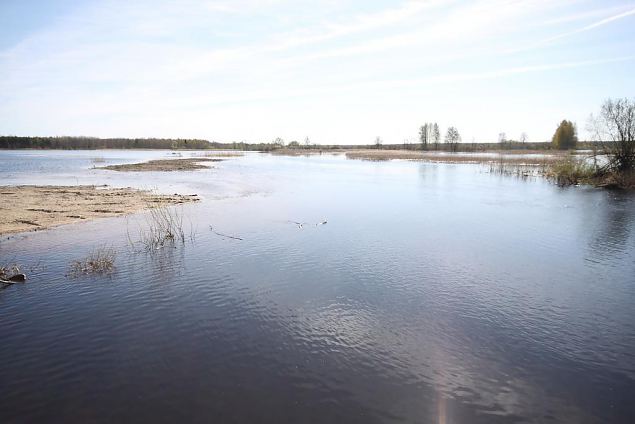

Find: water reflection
[587,191,635,257]
[1,151,634,423]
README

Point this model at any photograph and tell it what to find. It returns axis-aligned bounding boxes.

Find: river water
[1,150,634,423]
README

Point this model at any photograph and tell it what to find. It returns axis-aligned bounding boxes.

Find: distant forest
[1,135,579,152]
[0,136,213,150]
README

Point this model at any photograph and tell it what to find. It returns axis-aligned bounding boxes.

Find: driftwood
[0,273,26,284]
[287,220,328,229]
[8,273,26,282]
[209,226,243,241]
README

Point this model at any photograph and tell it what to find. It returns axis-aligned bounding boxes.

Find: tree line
[417,123,460,152]
[0,136,213,150]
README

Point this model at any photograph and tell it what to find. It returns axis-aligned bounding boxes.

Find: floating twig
[210,226,243,240]
[286,220,308,228]
[286,219,327,228]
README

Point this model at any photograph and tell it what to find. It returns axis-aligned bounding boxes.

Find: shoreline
[0,185,200,236]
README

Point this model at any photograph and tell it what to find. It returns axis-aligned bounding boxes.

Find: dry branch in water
[209,226,243,240]
[1,263,27,284]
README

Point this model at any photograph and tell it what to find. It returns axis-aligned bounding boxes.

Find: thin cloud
[541,7,635,44]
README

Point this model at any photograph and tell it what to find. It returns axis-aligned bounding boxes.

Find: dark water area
[1,150,634,423]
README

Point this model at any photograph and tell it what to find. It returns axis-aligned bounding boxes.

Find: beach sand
[0,185,199,235]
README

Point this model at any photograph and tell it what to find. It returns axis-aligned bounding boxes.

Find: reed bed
[270,149,338,156]
[345,149,567,164]
[201,151,244,157]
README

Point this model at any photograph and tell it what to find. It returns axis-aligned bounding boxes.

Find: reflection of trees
[588,192,635,257]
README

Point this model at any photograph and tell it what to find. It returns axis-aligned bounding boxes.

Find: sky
[1,0,634,144]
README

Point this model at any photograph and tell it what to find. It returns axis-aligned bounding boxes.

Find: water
[1,150,634,423]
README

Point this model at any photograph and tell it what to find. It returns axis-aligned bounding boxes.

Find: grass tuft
[127,204,191,252]
[547,158,596,186]
[68,246,116,277]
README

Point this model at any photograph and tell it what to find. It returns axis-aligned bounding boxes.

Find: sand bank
[0,185,199,235]
[99,157,221,172]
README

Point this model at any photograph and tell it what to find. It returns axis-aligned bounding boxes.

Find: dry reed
[68,246,116,277]
[128,204,189,252]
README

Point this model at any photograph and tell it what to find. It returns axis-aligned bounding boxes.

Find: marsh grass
[68,246,116,277]
[90,156,106,169]
[487,154,553,179]
[271,149,336,157]
[127,204,191,252]
[547,158,596,186]
[345,150,566,164]
[201,151,244,157]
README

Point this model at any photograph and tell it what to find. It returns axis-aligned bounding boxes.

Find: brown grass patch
[345,149,567,164]
[200,151,244,157]
[271,149,340,157]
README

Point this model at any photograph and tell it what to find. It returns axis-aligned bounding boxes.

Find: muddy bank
[0,185,199,235]
[99,157,221,172]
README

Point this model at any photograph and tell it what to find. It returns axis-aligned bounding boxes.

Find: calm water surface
[1,150,634,423]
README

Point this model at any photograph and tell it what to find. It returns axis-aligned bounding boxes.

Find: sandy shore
[99,157,221,172]
[0,185,200,236]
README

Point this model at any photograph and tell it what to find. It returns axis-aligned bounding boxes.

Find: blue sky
[1,0,634,144]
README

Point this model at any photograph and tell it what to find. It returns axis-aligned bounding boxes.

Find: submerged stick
[209,226,243,241]
[286,220,327,228]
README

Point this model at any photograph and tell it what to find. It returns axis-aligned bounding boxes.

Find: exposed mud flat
[0,185,199,235]
[99,157,221,172]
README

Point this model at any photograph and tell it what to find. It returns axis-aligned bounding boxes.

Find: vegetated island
[0,186,199,236]
[99,157,221,172]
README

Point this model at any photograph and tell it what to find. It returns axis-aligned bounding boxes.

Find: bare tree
[432,123,440,150]
[419,124,429,150]
[588,98,635,172]
[520,132,528,144]
[375,136,383,149]
[445,127,461,152]
[420,122,441,150]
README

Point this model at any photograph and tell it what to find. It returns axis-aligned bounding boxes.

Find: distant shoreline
[1,135,597,152]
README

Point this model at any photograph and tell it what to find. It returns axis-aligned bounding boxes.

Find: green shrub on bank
[548,158,595,186]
